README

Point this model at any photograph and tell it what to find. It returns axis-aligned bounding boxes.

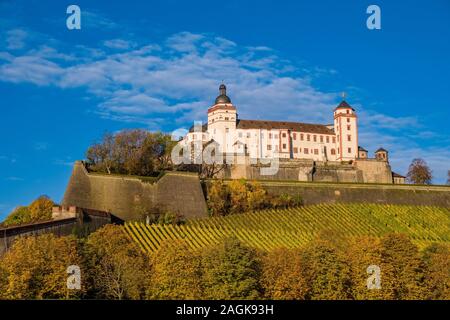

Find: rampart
[62,161,208,221]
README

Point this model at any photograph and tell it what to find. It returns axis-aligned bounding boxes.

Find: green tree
[84,224,150,299]
[2,206,32,227]
[261,248,308,299]
[201,237,262,299]
[148,240,202,299]
[0,234,82,299]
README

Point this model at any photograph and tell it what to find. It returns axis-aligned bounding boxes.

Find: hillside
[124,203,450,252]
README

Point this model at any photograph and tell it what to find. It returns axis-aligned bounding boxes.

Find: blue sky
[0,0,449,219]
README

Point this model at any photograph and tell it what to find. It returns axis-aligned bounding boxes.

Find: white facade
[183,84,361,162]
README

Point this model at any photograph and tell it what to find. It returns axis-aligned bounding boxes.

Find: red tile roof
[236,119,335,135]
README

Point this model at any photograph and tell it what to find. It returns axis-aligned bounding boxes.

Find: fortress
[179,84,405,184]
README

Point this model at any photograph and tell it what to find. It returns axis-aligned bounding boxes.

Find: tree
[406,158,432,184]
[207,180,229,216]
[28,195,54,221]
[86,129,175,176]
[378,233,427,299]
[261,248,308,299]
[2,195,54,227]
[422,243,450,300]
[148,240,202,299]
[346,236,384,300]
[228,179,249,215]
[201,237,262,299]
[2,206,32,227]
[84,225,150,299]
[0,234,82,299]
[301,231,353,300]
[447,170,450,185]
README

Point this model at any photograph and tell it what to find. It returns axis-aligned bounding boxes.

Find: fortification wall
[213,180,450,207]
[62,162,208,221]
[225,158,392,184]
[0,212,112,255]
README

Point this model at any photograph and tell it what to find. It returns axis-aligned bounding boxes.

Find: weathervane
[341,91,347,100]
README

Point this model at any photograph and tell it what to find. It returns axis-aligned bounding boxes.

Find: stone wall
[62,161,208,221]
[224,157,393,184]
[212,180,450,207]
[0,209,113,255]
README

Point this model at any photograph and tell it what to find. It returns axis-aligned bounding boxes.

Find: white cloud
[6,28,27,50]
[103,39,136,50]
[0,29,448,182]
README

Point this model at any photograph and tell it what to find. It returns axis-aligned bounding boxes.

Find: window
[282,143,287,149]
[347,125,351,130]
[300,134,304,141]
[275,145,279,151]
[282,133,286,138]
[313,135,317,142]
[267,145,272,151]
[261,133,264,139]
[293,133,297,140]
[202,134,206,140]
[331,148,336,155]
[274,134,279,139]
[225,128,229,133]
[346,110,349,114]
[338,148,340,154]
[326,136,330,143]
[347,135,351,142]
[293,147,298,153]
[314,149,319,155]
[348,147,352,153]
[225,117,229,121]
[337,135,339,142]
[304,148,309,154]
[332,137,336,143]
[238,132,243,138]
[307,134,310,141]
[269,133,272,139]
[347,118,350,123]
[247,132,251,138]
[193,134,197,140]
[320,136,323,143]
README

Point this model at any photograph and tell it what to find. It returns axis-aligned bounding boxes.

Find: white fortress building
[180,84,404,184]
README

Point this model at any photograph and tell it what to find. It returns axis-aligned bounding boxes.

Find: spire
[219,83,226,96]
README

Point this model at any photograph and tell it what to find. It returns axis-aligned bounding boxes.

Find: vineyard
[124,203,450,253]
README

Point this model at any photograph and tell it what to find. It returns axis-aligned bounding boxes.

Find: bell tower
[333,99,358,161]
[207,84,237,153]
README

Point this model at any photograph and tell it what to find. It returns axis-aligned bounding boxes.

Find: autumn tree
[378,233,427,299]
[422,243,450,300]
[201,237,262,299]
[301,231,353,300]
[207,180,229,216]
[2,195,54,227]
[86,129,175,176]
[260,248,308,299]
[148,240,203,299]
[84,224,150,299]
[0,234,82,299]
[406,158,432,184]
[346,236,384,300]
